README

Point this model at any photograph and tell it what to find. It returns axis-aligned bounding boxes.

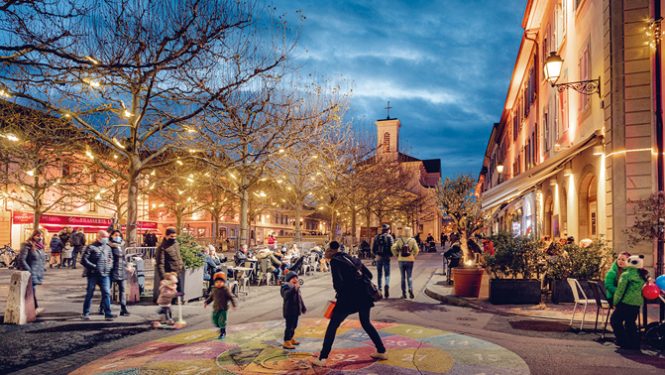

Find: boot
[409,289,415,299]
[384,286,389,299]
[291,338,300,345]
[401,291,406,299]
[283,340,295,349]
[120,307,130,316]
[218,328,226,339]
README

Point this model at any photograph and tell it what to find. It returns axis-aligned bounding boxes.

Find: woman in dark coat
[312,241,386,367]
[19,229,46,308]
[107,230,129,316]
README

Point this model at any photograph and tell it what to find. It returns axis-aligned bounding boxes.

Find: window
[555,1,566,48]
[544,112,550,152]
[579,40,591,113]
[383,132,391,153]
[512,114,519,141]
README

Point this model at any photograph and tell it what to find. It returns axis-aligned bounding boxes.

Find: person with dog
[372,224,394,298]
[391,226,419,299]
[312,241,386,367]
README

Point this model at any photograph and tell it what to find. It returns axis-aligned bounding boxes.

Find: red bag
[324,300,336,319]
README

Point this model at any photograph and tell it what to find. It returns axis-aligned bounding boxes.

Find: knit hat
[381,224,390,232]
[285,271,298,283]
[213,272,226,282]
[165,227,177,236]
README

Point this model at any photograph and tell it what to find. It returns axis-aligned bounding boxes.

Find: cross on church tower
[385,100,393,120]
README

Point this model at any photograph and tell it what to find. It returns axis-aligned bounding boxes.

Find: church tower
[376,102,400,161]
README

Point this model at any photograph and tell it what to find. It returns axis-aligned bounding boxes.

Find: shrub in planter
[546,240,613,303]
[485,233,546,305]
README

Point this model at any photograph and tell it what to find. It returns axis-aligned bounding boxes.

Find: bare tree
[0,102,88,229]
[2,0,288,245]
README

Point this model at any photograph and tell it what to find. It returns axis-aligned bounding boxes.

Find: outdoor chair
[309,254,320,272]
[587,281,612,334]
[567,278,596,331]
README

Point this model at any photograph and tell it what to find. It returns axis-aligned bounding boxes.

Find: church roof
[398,152,421,162]
[422,159,441,174]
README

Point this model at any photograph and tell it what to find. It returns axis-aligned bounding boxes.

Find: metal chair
[587,281,612,333]
[567,278,597,331]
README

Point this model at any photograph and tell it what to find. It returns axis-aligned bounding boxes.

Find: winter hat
[165,227,177,236]
[381,224,390,232]
[285,271,298,283]
[213,272,227,282]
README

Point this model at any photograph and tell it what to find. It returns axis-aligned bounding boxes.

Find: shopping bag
[324,300,336,319]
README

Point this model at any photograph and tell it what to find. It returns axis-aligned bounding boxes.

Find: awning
[481,130,602,211]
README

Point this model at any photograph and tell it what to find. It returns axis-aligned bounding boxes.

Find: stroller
[278,255,305,285]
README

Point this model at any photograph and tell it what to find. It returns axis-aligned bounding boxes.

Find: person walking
[391,226,419,299]
[312,241,386,367]
[155,227,184,297]
[371,224,394,298]
[70,227,86,269]
[81,230,115,321]
[204,272,236,339]
[49,233,64,269]
[107,230,130,316]
[19,229,46,309]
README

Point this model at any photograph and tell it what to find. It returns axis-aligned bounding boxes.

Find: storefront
[10,211,158,248]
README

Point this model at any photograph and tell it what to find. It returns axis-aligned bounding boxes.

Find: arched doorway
[578,173,597,239]
[544,195,553,238]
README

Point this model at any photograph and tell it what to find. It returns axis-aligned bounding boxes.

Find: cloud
[272,0,526,177]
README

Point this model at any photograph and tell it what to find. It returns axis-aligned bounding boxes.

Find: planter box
[452,268,484,298]
[152,266,205,303]
[489,279,541,305]
[551,279,596,304]
[180,267,205,302]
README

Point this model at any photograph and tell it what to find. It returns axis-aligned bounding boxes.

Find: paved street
[1,253,663,374]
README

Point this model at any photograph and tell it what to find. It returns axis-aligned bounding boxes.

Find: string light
[122,109,132,119]
[26,169,35,177]
[1,133,19,142]
[85,149,95,160]
[0,88,11,98]
[83,78,101,89]
[85,56,99,65]
[112,137,126,149]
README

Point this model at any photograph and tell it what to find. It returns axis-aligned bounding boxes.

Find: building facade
[478,0,664,269]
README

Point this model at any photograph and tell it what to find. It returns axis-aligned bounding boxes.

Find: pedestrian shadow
[615,349,665,369]
[377,298,449,313]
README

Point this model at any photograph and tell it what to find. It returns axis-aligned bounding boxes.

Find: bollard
[4,271,36,324]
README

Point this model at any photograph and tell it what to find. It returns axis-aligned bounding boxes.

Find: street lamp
[543,52,601,97]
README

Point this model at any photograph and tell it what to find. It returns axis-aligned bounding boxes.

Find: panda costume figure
[610,254,648,351]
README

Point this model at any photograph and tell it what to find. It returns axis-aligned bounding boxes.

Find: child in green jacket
[604,252,630,300]
[610,255,647,350]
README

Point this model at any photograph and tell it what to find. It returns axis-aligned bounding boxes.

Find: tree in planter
[436,175,485,260]
[177,232,205,270]
[545,240,613,281]
[485,234,547,279]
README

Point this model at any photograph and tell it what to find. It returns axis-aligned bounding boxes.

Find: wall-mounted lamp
[496,164,505,174]
[544,52,601,98]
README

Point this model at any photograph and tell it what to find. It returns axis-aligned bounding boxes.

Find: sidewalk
[425,268,662,325]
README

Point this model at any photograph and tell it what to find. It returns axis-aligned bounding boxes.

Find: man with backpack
[391,226,419,299]
[70,227,86,269]
[371,224,394,298]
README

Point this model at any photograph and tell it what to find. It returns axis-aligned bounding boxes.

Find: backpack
[399,238,412,257]
[378,234,392,257]
[339,253,382,302]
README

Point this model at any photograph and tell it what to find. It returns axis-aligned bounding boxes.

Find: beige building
[372,117,442,239]
[478,0,663,270]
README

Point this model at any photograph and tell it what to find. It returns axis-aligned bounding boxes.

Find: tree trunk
[295,203,302,242]
[239,186,249,246]
[125,164,139,246]
[212,212,220,244]
[350,207,357,244]
[32,210,41,231]
[330,208,336,241]
[175,209,183,234]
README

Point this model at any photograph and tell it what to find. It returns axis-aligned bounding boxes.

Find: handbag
[340,254,383,302]
[324,300,336,319]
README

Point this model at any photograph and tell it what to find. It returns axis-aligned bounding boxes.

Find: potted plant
[485,233,546,305]
[547,240,612,304]
[436,176,486,298]
[177,233,206,302]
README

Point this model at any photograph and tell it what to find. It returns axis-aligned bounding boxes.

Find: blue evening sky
[272,0,526,178]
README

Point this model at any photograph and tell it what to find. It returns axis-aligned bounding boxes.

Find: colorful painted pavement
[71,318,530,374]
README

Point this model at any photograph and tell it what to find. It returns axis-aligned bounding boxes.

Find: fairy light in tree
[85,56,100,65]
[150,170,156,176]
[112,137,126,149]
[1,133,19,142]
[0,88,11,98]
[26,169,35,177]
[83,78,101,89]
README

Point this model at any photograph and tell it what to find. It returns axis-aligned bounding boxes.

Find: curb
[424,284,484,310]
